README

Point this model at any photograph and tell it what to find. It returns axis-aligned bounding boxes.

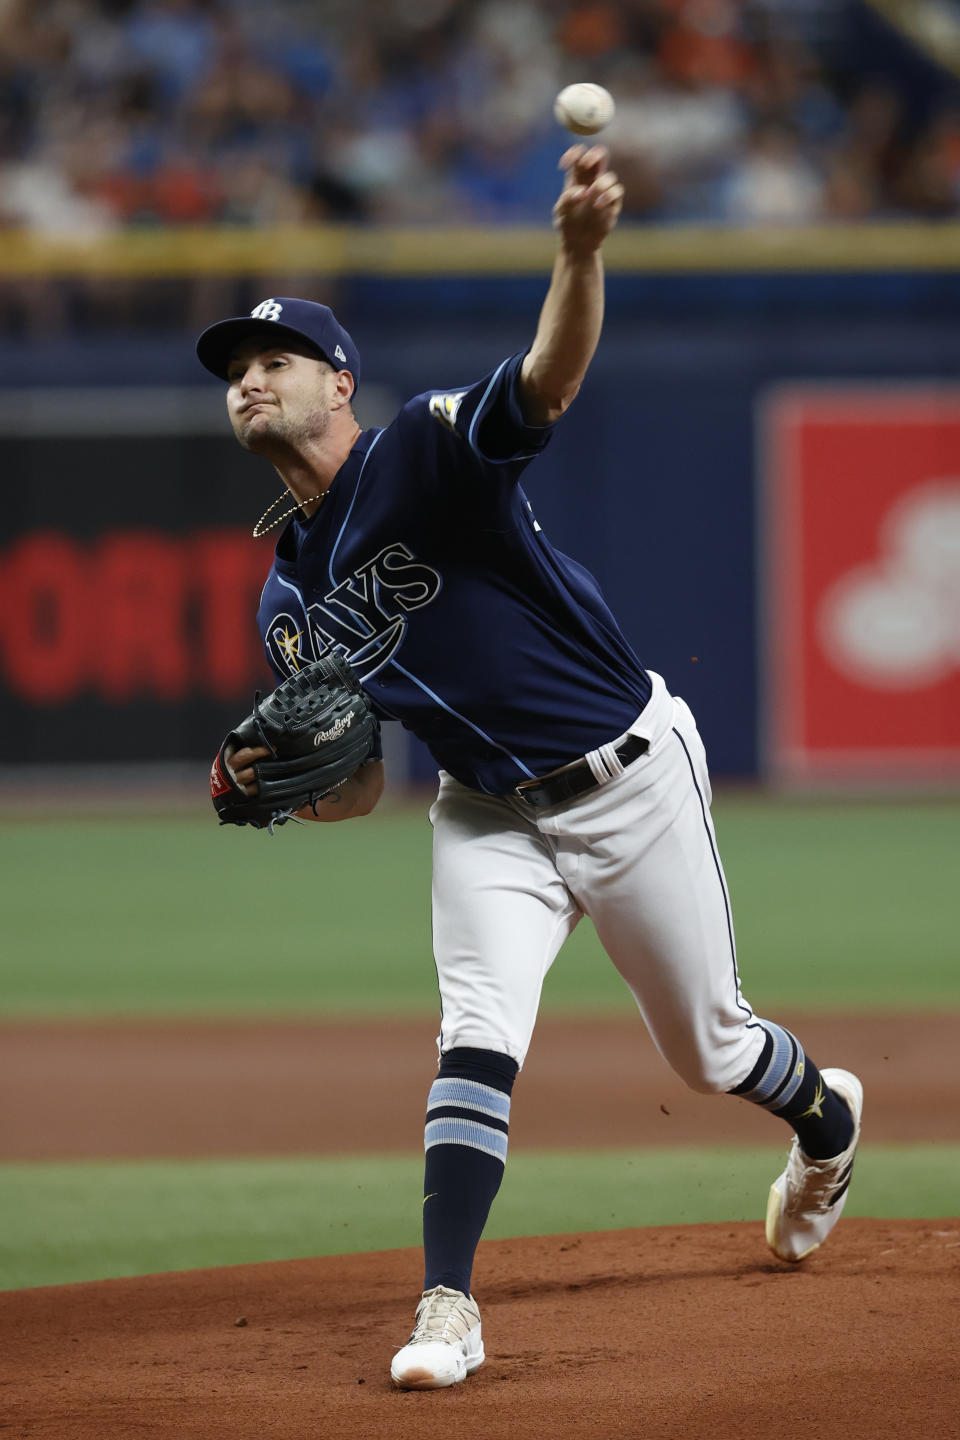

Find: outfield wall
[2,263,958,782]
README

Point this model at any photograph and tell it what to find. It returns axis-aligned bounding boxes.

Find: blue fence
[4,270,960,778]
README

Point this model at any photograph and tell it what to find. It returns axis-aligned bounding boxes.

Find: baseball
[553,83,615,136]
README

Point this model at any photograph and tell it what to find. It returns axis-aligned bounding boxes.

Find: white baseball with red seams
[554,83,616,135]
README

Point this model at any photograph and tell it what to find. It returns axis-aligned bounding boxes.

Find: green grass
[2,1143,956,1291]
[1,798,957,1017]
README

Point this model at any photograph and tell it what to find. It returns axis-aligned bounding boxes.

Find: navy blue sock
[730,1022,855,1159]
[422,1047,517,1296]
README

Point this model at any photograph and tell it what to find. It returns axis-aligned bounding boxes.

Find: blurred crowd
[1,0,960,232]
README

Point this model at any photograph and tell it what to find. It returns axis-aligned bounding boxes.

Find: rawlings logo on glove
[211,653,380,830]
[314,714,354,744]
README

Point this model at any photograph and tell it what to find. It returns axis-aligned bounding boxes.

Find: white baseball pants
[429,672,766,1093]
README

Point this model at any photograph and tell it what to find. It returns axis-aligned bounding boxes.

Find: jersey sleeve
[402,350,555,480]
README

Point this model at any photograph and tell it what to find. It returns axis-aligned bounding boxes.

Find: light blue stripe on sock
[738,1022,802,1108]
[769,1049,806,1110]
[427,1078,511,1122]
[425,1117,509,1162]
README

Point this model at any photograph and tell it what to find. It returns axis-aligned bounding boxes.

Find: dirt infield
[3,1222,958,1439]
[4,1012,958,1437]
[2,1011,957,1158]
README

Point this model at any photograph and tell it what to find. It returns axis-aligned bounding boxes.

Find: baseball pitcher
[199,145,863,1390]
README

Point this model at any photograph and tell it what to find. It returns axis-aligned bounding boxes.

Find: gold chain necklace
[252,489,326,538]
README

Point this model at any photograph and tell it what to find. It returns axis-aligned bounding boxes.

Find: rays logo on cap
[250,299,283,322]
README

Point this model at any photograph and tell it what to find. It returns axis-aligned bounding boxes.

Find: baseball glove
[209,653,380,830]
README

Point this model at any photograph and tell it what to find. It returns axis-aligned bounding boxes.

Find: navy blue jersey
[256,351,651,793]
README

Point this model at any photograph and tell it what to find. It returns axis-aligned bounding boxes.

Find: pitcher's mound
[4,1220,958,1439]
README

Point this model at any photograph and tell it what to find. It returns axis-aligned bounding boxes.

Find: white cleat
[766,1068,864,1263]
[390,1284,485,1390]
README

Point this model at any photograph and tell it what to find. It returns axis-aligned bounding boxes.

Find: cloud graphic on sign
[819,480,960,689]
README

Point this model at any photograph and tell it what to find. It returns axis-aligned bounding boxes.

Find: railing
[1,222,960,276]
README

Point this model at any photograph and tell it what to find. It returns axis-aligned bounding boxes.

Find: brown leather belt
[514,734,649,810]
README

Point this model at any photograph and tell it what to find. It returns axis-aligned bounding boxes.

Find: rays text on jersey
[265,541,442,679]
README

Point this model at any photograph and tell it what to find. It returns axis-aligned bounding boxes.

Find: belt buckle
[514,757,585,808]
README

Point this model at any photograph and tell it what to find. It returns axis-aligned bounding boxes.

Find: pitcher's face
[226,341,335,453]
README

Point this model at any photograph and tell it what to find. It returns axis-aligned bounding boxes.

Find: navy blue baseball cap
[196,297,361,389]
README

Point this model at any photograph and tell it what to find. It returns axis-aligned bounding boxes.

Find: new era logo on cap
[196,297,362,389]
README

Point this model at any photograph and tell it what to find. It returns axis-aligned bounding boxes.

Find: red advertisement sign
[763,387,960,784]
[0,529,270,703]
